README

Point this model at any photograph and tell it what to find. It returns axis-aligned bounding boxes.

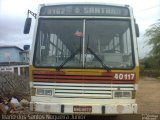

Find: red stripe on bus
[33,76,113,80]
[33,71,65,75]
[33,79,134,84]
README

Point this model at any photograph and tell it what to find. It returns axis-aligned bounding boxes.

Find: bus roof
[39,2,130,8]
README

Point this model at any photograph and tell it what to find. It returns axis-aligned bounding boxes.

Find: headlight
[114,91,123,97]
[37,89,45,95]
[45,89,52,95]
[114,91,132,98]
[36,88,53,96]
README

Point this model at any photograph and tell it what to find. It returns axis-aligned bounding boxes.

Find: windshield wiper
[85,35,111,72]
[87,47,111,72]
[56,47,111,71]
[56,49,80,71]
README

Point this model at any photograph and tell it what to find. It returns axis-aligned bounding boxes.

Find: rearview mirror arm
[27,10,37,19]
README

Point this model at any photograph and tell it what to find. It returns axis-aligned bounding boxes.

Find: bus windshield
[34,19,134,69]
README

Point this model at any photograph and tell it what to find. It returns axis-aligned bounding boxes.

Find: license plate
[73,106,92,112]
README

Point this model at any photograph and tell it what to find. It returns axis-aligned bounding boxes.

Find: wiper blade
[56,49,80,71]
[87,47,111,72]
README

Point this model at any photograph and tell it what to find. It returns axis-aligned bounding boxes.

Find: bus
[24,3,140,114]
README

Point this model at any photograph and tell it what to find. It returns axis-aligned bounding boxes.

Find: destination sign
[40,5,130,17]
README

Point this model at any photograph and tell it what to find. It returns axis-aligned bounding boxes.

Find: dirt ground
[136,76,160,113]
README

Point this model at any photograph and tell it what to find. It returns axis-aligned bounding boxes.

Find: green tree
[144,21,160,68]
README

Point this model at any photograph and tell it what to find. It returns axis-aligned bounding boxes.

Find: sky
[0,0,160,58]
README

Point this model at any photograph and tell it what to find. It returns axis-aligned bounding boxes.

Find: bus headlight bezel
[36,88,53,96]
[113,91,132,99]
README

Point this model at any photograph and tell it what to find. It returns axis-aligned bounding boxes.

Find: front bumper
[30,102,137,114]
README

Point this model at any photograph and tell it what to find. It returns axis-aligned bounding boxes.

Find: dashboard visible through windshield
[34,19,134,69]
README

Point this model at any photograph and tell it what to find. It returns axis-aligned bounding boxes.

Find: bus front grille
[53,84,113,98]
[33,82,135,98]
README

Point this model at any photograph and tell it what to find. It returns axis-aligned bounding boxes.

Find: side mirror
[23,18,32,34]
[135,24,140,37]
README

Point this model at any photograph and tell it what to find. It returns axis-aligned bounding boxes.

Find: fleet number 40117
[114,73,135,80]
